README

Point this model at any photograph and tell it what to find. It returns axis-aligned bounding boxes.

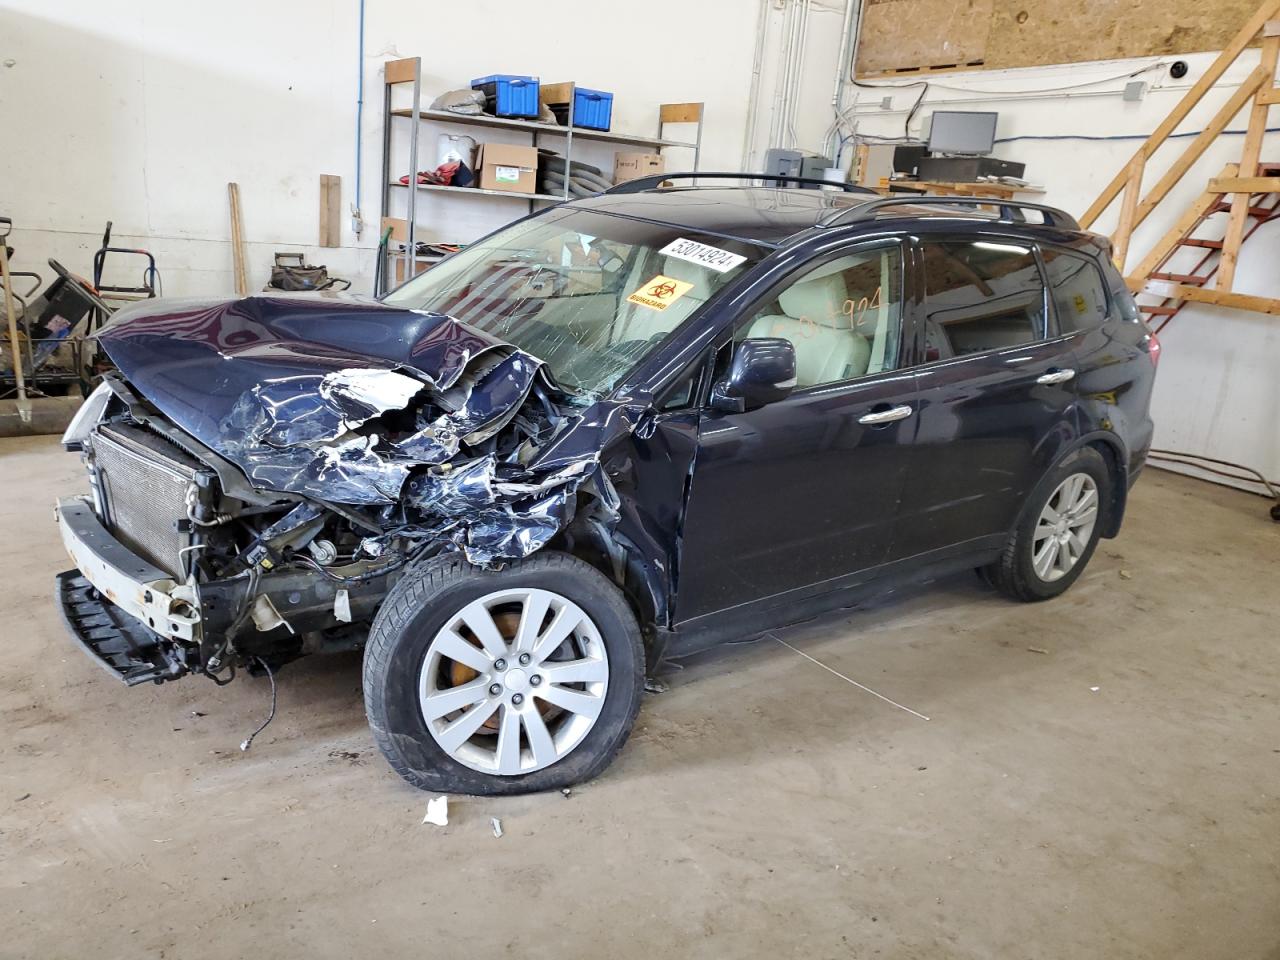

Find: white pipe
[789,0,811,148]
[770,0,796,150]
[741,0,772,170]
[830,0,855,108]
[824,0,859,158]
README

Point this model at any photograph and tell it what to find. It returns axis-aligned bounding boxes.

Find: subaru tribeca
[55,174,1157,794]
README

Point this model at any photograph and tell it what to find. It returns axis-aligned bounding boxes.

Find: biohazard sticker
[627,274,694,311]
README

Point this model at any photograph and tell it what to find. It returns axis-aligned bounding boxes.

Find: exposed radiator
[91,422,202,578]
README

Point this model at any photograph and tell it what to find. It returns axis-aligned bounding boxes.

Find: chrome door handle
[1036,368,1076,385]
[858,404,914,425]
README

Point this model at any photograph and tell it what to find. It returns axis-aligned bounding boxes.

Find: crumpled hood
[96,293,630,566]
[93,296,650,570]
[97,293,510,447]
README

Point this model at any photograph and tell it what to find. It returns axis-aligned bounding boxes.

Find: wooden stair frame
[1079,1,1280,324]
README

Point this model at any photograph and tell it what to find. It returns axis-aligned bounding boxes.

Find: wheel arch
[1072,431,1129,538]
[558,516,667,648]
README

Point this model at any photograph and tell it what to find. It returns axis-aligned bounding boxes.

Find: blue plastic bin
[548,87,614,131]
[568,87,613,131]
[471,74,540,118]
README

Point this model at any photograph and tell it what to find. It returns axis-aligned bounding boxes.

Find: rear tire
[363,551,645,795]
[984,446,1111,603]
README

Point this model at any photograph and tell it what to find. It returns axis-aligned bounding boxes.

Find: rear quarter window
[1041,247,1110,333]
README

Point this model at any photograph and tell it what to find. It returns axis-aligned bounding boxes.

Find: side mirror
[711,337,797,413]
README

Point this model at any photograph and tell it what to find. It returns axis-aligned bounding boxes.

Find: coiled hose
[538,155,614,198]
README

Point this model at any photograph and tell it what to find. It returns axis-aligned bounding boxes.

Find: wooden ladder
[1079,1,1280,325]
[1133,164,1280,331]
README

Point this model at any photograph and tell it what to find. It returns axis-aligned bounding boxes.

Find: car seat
[744,266,870,388]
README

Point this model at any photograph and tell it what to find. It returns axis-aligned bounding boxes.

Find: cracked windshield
[383,209,763,400]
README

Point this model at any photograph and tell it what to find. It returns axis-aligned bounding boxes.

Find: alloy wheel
[1031,472,1099,582]
[418,588,610,776]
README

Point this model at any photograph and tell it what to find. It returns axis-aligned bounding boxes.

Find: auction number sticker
[627,274,694,311]
[660,238,746,273]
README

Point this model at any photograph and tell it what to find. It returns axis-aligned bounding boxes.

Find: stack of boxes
[451,74,668,193]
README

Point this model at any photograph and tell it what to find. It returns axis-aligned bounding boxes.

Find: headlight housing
[61,381,113,451]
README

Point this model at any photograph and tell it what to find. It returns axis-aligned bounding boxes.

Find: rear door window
[920,240,1048,360]
[1041,247,1109,333]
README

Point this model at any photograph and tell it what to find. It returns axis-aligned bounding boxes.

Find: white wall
[0,0,757,296]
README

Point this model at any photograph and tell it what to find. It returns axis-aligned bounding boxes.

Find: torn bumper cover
[56,496,202,683]
[93,294,623,567]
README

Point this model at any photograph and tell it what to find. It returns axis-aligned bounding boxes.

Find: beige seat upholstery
[613,255,710,343]
[744,268,870,388]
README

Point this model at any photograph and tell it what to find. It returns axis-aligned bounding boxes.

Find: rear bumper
[54,496,203,683]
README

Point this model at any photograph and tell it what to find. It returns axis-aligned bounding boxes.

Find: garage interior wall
[0,0,758,295]
[2,0,1275,491]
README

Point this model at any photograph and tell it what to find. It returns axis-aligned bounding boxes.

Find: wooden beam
[1078,0,1280,229]
[1112,153,1144,270]
[1126,164,1237,286]
[1218,30,1280,291]
[1141,280,1280,316]
[1256,86,1280,103]
[1207,175,1280,192]
[855,143,870,186]
[319,174,341,248]
[659,102,703,124]
[384,57,419,86]
[1130,67,1266,227]
[227,182,248,296]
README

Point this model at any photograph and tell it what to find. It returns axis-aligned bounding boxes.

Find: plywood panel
[857,0,1262,75]
[858,0,993,75]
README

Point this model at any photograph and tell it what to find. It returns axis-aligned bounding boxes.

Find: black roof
[572,183,1082,248]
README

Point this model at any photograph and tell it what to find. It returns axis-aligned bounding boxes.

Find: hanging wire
[239,657,278,752]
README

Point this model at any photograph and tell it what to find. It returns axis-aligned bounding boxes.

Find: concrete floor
[3,433,1278,960]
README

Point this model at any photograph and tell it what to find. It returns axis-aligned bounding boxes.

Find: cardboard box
[476,143,538,194]
[614,152,664,184]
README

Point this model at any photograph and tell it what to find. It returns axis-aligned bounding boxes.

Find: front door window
[735,246,905,389]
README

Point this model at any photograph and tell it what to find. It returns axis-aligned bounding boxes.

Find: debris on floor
[1119,569,1133,580]
[1090,686,1101,692]
[1027,646,1050,655]
[491,817,503,838]
[422,795,449,826]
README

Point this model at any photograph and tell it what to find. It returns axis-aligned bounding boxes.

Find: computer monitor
[927,111,998,156]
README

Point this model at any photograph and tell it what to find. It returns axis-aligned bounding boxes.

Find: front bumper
[55,496,202,684]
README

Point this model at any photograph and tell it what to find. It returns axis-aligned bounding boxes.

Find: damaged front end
[55,295,624,687]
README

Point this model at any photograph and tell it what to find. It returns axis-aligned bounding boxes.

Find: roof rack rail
[604,171,879,195]
[824,195,1081,231]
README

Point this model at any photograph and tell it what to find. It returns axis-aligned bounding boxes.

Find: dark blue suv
[56,174,1157,795]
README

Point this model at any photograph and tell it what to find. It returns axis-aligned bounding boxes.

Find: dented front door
[673,369,919,623]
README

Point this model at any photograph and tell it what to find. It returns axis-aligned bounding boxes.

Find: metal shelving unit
[379,57,704,292]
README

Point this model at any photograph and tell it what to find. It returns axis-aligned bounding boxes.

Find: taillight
[1146,332,1161,367]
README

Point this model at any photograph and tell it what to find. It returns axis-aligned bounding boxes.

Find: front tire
[984,446,1111,602]
[363,551,645,795]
